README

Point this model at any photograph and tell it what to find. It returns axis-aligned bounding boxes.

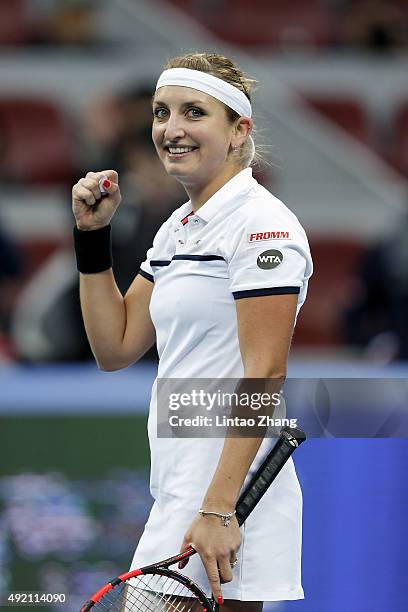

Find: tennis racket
[80,425,306,612]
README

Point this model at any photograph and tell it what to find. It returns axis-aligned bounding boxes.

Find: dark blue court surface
[283,439,408,612]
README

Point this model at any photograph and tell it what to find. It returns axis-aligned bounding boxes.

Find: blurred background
[1,0,408,610]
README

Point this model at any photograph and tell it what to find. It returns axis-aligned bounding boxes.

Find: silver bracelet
[198,508,236,527]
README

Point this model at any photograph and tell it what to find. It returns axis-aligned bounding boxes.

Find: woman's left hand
[178,513,241,603]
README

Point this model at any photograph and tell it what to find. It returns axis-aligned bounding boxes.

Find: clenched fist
[72,170,122,231]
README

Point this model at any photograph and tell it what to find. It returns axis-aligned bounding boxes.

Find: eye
[153,107,168,119]
[187,107,204,118]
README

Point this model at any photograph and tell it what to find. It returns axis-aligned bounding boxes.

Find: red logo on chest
[248,231,290,242]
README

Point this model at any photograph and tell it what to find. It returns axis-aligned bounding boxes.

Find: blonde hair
[163,52,258,167]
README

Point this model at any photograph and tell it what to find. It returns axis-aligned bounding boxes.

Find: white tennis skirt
[130,457,304,602]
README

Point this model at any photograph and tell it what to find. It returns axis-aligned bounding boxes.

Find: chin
[165,163,198,180]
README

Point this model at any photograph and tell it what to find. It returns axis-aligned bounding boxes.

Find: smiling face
[152,85,246,194]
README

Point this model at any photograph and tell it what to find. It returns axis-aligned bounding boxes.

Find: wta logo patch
[257,249,283,269]
[248,231,290,242]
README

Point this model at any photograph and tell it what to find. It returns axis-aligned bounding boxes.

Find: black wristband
[73,224,113,273]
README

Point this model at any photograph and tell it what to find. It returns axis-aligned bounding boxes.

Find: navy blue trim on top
[233,286,300,300]
[172,254,225,262]
[150,260,171,267]
[147,254,226,277]
[138,269,154,282]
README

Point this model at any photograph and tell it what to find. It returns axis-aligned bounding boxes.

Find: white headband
[155,68,252,118]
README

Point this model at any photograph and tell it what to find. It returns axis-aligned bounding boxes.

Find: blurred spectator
[29,0,100,47]
[338,0,408,53]
[0,219,24,361]
[0,226,22,281]
[343,207,408,361]
[84,86,156,168]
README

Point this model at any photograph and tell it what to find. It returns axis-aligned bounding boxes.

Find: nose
[163,113,186,141]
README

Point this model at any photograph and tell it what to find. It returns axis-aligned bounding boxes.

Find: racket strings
[91,574,205,611]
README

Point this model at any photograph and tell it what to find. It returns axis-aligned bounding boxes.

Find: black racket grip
[235,426,306,526]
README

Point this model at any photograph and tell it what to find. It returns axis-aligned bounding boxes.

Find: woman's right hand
[72,170,122,231]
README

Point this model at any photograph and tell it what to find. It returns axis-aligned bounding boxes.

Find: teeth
[168,147,195,154]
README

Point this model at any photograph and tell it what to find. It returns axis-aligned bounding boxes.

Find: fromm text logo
[248,231,290,242]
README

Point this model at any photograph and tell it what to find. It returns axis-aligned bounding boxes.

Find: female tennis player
[72,52,313,612]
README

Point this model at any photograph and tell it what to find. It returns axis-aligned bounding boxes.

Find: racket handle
[235,426,306,526]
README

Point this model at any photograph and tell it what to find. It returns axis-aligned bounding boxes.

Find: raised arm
[79,271,155,371]
[72,170,156,371]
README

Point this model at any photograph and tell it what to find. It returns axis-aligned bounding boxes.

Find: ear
[231,117,253,149]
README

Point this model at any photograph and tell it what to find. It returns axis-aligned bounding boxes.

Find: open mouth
[164,145,198,158]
